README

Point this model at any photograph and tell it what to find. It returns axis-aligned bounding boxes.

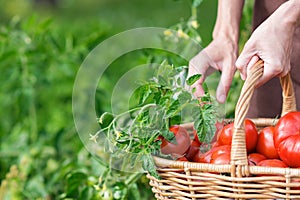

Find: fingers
[189,51,213,80]
[235,44,256,80]
[188,51,214,97]
[216,59,236,103]
[255,61,290,88]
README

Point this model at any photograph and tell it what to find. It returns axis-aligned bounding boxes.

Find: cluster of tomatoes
[160,111,300,168]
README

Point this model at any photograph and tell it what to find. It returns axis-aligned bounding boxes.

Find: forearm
[213,0,245,42]
[278,0,300,28]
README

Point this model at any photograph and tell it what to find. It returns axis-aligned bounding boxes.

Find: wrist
[213,27,240,43]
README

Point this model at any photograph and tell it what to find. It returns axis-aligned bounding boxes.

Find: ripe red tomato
[274,112,300,148]
[193,148,213,163]
[177,156,188,161]
[256,126,279,159]
[185,140,201,161]
[257,159,287,168]
[193,129,201,144]
[248,153,266,166]
[160,125,191,156]
[217,119,258,153]
[210,153,230,165]
[274,111,300,167]
[278,135,300,167]
[210,145,231,162]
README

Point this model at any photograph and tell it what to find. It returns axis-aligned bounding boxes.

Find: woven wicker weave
[147,60,300,199]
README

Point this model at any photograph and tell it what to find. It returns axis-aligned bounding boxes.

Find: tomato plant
[274,111,300,167]
[256,126,279,159]
[217,119,258,153]
[160,125,191,156]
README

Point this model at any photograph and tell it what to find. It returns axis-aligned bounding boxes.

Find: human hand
[236,0,300,87]
[188,38,238,103]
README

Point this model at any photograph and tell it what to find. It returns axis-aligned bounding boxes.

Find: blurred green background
[0,0,252,199]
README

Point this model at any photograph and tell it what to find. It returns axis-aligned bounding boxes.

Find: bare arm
[213,0,245,43]
[188,0,245,103]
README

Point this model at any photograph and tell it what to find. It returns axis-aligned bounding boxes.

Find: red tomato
[193,129,201,144]
[248,153,266,166]
[177,156,188,161]
[217,119,258,153]
[185,140,200,161]
[274,111,300,167]
[160,125,191,156]
[274,112,300,147]
[278,135,300,167]
[257,159,287,168]
[256,126,279,159]
[210,145,231,162]
[210,153,230,165]
[193,149,213,163]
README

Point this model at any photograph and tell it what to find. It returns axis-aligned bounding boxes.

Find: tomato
[193,129,201,144]
[274,111,300,167]
[210,153,230,165]
[217,119,258,153]
[210,145,231,162]
[177,156,188,161]
[193,149,213,163]
[185,140,200,161]
[257,159,287,168]
[248,153,266,166]
[256,126,279,159]
[278,135,300,167]
[160,125,191,156]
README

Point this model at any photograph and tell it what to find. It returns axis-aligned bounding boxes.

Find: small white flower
[163,29,172,36]
[89,134,98,143]
[190,20,199,29]
[177,29,189,39]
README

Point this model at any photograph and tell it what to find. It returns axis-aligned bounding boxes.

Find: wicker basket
[147,60,300,199]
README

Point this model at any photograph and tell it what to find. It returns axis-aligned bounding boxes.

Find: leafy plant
[92,61,218,178]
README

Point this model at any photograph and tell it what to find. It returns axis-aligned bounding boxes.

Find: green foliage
[0,0,253,199]
[95,61,217,178]
[0,15,110,199]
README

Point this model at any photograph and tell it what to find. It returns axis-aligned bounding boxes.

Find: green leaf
[65,171,88,197]
[161,130,176,144]
[186,74,201,86]
[166,99,180,118]
[157,75,168,86]
[178,91,192,104]
[142,154,159,179]
[169,115,181,127]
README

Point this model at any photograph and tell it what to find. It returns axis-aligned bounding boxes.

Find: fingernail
[240,73,245,81]
[219,95,226,103]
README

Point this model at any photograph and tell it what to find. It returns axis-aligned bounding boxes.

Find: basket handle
[230,60,296,177]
